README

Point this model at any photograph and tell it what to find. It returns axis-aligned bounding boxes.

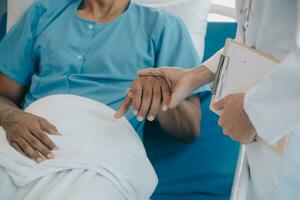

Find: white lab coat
[204,0,300,199]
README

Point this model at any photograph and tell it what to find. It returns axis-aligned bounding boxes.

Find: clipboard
[210,38,289,153]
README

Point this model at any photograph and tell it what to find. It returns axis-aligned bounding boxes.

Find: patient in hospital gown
[0,0,209,199]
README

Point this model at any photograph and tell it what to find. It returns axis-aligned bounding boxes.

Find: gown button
[88,24,94,30]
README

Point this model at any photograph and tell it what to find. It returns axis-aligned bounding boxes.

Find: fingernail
[162,105,168,111]
[37,157,43,163]
[133,110,138,115]
[53,147,59,151]
[52,130,61,135]
[147,116,154,121]
[137,116,144,121]
[47,153,54,159]
[128,92,133,98]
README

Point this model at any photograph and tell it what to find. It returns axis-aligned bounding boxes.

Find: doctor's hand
[114,76,171,121]
[138,66,214,109]
[137,67,195,109]
[3,109,60,163]
[214,93,257,144]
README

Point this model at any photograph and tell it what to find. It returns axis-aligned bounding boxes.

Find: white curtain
[7,0,35,30]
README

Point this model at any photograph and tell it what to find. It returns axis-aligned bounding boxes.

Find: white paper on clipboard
[210,38,289,153]
[212,39,279,103]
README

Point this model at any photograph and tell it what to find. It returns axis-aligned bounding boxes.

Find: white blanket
[0,95,158,200]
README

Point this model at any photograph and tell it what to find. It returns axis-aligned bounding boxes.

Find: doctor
[116,0,300,199]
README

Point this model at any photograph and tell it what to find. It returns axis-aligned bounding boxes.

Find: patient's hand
[3,110,60,163]
[114,76,170,121]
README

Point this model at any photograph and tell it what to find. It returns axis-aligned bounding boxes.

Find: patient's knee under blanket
[0,94,158,200]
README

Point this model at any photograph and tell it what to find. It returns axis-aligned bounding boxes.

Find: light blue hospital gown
[0,0,209,136]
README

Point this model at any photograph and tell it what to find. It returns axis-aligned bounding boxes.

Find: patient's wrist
[0,107,22,129]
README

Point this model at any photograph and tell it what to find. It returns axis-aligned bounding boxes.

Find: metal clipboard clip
[212,54,230,97]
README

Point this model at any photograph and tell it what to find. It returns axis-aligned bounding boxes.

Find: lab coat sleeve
[244,48,300,145]
[244,0,300,145]
[202,48,224,74]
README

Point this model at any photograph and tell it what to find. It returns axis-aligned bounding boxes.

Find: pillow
[8,0,211,60]
[7,0,36,30]
[135,0,211,60]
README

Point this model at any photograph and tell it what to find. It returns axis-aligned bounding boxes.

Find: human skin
[115,76,202,143]
[138,66,256,144]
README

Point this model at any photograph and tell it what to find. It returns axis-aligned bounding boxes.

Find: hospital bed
[0,1,239,199]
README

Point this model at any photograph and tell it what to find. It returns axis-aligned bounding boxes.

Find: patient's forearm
[0,95,59,162]
[157,96,201,144]
[0,95,22,128]
[0,73,27,128]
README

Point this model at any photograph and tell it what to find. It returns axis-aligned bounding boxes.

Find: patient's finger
[30,127,58,151]
[127,88,133,97]
[39,118,60,135]
[114,95,132,119]
[161,80,170,111]
[11,142,26,157]
[147,81,161,121]
[131,81,143,115]
[17,138,42,162]
[25,133,53,159]
[137,79,153,121]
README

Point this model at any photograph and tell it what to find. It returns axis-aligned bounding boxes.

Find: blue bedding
[144,94,239,200]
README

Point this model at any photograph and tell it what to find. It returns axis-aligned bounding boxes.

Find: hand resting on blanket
[3,110,60,163]
[0,74,60,162]
[0,94,158,199]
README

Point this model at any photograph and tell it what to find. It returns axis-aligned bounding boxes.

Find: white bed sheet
[0,95,157,200]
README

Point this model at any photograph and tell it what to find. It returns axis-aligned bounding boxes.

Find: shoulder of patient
[22,0,76,38]
[132,3,185,41]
